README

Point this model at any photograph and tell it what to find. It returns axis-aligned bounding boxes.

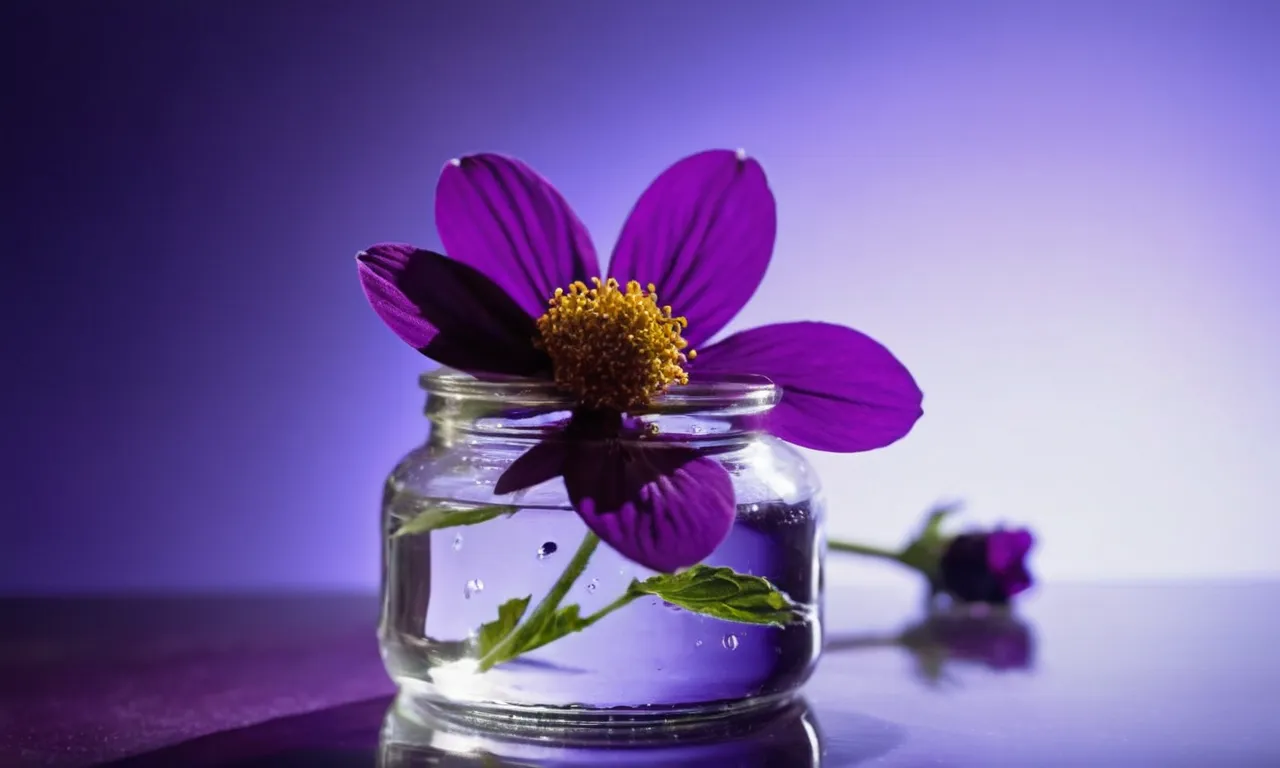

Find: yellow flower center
[536,277,695,411]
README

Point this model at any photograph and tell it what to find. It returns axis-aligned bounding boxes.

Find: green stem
[580,589,641,629]
[476,530,600,671]
[827,539,907,562]
[824,632,903,653]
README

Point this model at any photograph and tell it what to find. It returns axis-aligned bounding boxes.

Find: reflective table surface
[2,582,1276,766]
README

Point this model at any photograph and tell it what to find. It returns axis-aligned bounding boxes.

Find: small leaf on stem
[899,501,964,575]
[471,596,531,657]
[918,502,964,545]
[514,604,591,656]
[475,602,593,668]
[393,504,516,538]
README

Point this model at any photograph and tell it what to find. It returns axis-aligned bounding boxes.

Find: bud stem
[828,539,908,563]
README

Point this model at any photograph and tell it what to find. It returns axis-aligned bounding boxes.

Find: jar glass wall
[379,369,825,726]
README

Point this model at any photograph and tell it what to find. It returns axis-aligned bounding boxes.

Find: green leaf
[471,596,531,657]
[393,504,516,538]
[476,602,592,669]
[918,501,963,545]
[900,502,964,575]
[630,565,804,627]
[512,604,590,656]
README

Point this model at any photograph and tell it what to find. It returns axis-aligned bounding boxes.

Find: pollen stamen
[536,278,693,411]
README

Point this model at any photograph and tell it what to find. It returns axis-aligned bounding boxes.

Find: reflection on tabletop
[826,605,1037,686]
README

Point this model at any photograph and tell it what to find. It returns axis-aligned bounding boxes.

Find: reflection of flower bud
[902,612,1035,671]
[938,529,1034,605]
[826,609,1036,688]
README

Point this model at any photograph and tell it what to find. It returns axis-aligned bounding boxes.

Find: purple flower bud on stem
[937,529,1035,604]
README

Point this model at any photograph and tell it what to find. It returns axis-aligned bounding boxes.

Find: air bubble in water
[464,579,484,599]
[722,633,739,650]
[586,579,598,593]
[537,542,558,559]
[452,534,463,551]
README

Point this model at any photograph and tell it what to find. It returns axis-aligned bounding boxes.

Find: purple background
[4,0,1278,594]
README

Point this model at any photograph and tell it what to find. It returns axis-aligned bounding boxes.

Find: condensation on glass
[379,369,826,726]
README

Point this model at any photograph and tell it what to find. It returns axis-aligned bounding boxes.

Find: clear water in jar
[379,489,824,715]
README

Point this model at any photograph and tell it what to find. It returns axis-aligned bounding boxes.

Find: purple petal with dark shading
[356,244,548,376]
[606,150,776,348]
[938,530,1035,604]
[986,529,1035,597]
[494,440,569,495]
[692,321,923,452]
[987,529,1034,573]
[436,154,598,319]
[562,441,735,573]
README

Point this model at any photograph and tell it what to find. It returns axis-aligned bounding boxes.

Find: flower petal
[692,322,923,452]
[357,243,548,376]
[562,441,736,573]
[607,150,776,348]
[436,154,598,319]
[986,529,1034,573]
[494,439,568,495]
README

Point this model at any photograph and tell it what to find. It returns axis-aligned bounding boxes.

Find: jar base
[394,678,798,738]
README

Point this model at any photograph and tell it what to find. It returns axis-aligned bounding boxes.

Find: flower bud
[937,529,1035,605]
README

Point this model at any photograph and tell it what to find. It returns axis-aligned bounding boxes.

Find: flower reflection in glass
[358,149,923,574]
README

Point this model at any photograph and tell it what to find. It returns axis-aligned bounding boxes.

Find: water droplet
[690,424,706,434]
[449,157,462,167]
[586,579,598,594]
[722,633,739,650]
[464,579,484,599]
[695,640,704,647]
[452,534,463,551]
[537,541,558,559]
[735,148,748,161]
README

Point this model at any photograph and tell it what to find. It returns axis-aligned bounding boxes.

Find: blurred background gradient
[4,0,1277,593]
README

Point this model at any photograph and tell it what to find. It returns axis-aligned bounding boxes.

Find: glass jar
[378,369,826,727]
[380,696,823,766]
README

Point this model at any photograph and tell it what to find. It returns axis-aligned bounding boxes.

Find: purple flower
[357,150,923,573]
[938,529,1035,605]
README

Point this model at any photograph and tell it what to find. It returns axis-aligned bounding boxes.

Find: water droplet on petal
[464,579,484,599]
[452,534,463,551]
[695,640,704,647]
[449,157,462,167]
[735,148,747,161]
[722,633,739,650]
[586,579,598,594]
[537,542,558,559]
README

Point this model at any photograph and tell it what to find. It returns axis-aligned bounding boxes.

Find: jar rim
[419,368,781,414]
